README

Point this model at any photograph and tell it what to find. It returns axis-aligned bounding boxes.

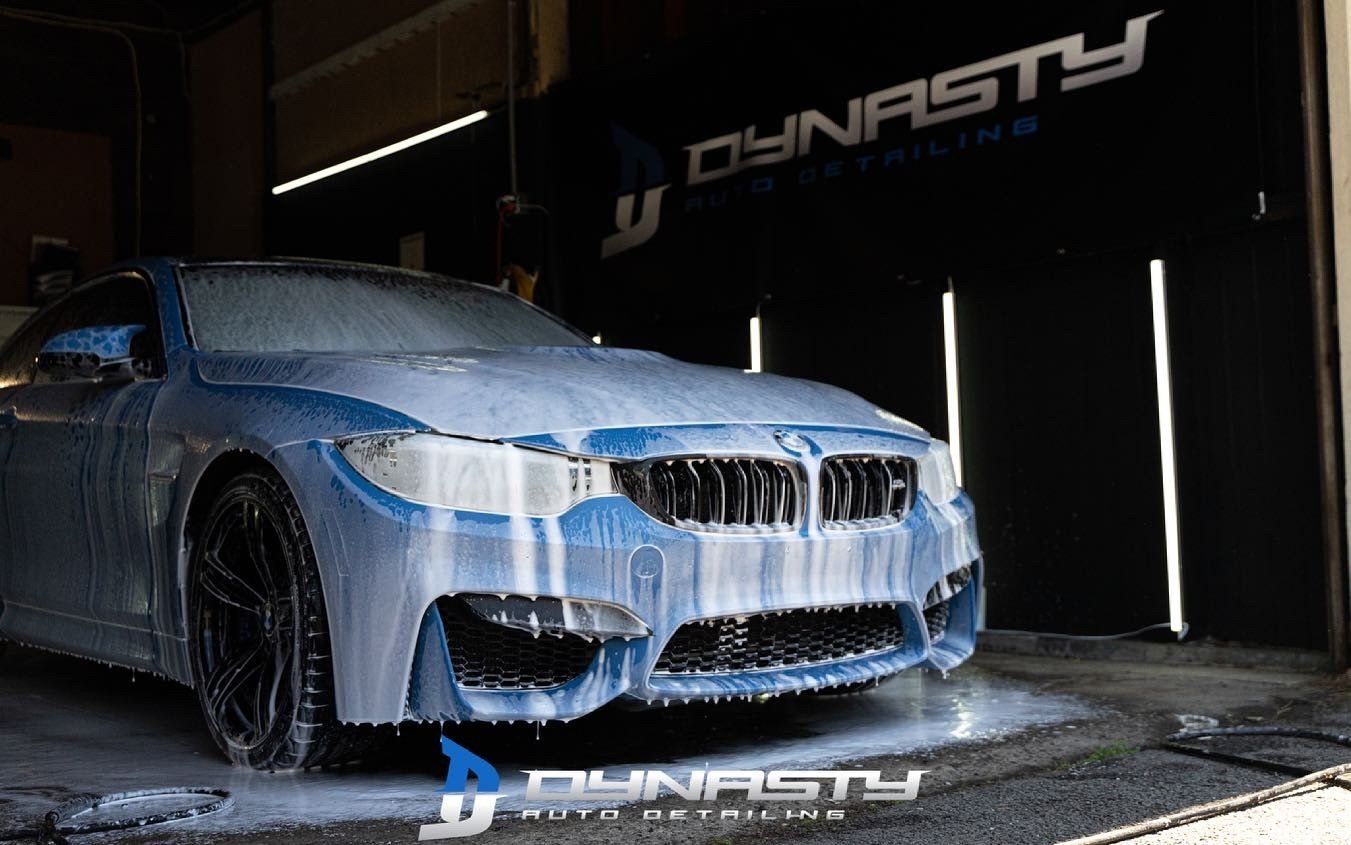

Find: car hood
[193,346,928,443]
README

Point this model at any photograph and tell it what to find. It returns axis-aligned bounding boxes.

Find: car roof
[105,256,494,291]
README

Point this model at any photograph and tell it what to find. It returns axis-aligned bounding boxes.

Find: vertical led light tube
[941,290,964,485]
[1150,259,1185,634]
[749,316,763,373]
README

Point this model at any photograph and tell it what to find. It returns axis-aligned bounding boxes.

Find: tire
[188,468,381,770]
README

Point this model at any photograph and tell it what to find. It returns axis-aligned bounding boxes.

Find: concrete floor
[0,644,1346,844]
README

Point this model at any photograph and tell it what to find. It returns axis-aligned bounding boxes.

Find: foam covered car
[0,258,981,769]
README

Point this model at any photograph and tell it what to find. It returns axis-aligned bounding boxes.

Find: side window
[0,310,59,389]
[49,276,163,378]
[0,274,162,389]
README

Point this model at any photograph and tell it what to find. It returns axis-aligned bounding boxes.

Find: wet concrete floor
[0,645,1090,838]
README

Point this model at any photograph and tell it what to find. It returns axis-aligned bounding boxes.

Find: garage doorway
[957,252,1171,635]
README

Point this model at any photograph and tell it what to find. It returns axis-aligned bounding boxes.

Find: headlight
[917,439,960,504]
[337,433,615,516]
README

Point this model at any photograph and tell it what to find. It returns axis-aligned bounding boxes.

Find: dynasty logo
[418,736,927,839]
[418,736,502,839]
[602,10,1163,258]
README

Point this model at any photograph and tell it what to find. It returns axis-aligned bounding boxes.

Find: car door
[1,273,165,662]
[0,307,59,623]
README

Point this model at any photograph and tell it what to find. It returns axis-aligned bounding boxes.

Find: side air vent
[820,455,916,528]
[437,597,599,690]
[613,457,803,532]
[923,564,974,645]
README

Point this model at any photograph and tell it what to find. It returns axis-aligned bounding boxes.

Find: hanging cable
[505,0,519,196]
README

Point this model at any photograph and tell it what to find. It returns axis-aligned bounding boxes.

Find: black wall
[269,116,511,281]
[958,251,1170,635]
[0,14,193,261]
[1168,222,1324,648]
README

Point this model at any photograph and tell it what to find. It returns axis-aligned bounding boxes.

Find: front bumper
[272,430,982,725]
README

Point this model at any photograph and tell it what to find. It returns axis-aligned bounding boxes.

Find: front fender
[148,362,424,683]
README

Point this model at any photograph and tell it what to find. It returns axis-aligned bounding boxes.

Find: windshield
[179,264,588,353]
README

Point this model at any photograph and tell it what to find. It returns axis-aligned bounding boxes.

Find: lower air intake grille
[924,600,951,644]
[652,605,904,675]
[437,597,599,690]
[820,455,916,528]
[614,457,802,531]
[922,564,973,645]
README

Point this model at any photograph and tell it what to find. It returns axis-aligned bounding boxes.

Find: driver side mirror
[36,324,146,383]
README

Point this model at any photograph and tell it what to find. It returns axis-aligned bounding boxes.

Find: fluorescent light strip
[748,316,763,372]
[271,109,490,195]
[941,290,964,485]
[1150,259,1184,634]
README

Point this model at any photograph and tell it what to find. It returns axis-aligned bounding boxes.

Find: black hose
[1161,741,1318,778]
[1062,726,1351,844]
[0,787,233,844]
[1061,762,1351,845]
[1168,725,1351,747]
[982,621,1188,642]
[1162,725,1351,779]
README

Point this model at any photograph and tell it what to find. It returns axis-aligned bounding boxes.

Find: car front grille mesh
[819,455,916,528]
[613,457,802,531]
[652,604,905,675]
[437,597,598,690]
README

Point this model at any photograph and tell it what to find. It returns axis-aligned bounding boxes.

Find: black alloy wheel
[188,469,380,770]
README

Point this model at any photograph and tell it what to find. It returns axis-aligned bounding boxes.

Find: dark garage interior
[1,1,1351,843]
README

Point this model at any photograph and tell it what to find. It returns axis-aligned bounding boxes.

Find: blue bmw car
[0,258,981,769]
